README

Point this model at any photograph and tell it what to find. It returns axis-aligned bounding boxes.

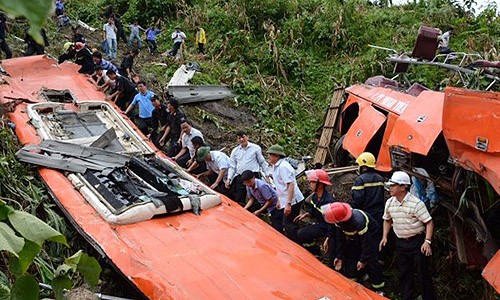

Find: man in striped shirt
[379,171,436,300]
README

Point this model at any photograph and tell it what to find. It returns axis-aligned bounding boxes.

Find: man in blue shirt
[145,26,161,55]
[124,81,155,135]
[242,170,283,233]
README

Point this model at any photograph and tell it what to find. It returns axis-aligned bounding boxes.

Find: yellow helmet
[63,42,74,51]
[356,152,376,168]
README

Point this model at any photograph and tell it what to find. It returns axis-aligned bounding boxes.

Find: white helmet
[387,171,411,185]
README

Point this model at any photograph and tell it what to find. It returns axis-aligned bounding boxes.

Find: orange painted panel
[346,84,415,115]
[443,87,500,195]
[387,90,444,155]
[343,105,386,159]
[483,250,500,294]
[0,56,385,300]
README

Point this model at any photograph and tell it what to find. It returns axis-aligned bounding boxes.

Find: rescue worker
[74,42,94,75]
[58,42,76,64]
[324,202,385,295]
[352,152,385,222]
[294,169,336,246]
[379,171,436,300]
[158,98,186,157]
[105,69,137,111]
[267,144,304,242]
[24,28,49,56]
[172,119,204,168]
[167,26,186,57]
[195,146,230,195]
[124,81,155,136]
[226,131,270,206]
[150,95,169,149]
[242,170,283,233]
[195,26,206,55]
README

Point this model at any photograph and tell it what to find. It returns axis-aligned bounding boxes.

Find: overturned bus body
[336,75,500,290]
[0,55,384,299]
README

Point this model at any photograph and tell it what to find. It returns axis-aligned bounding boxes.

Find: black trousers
[115,92,136,111]
[147,39,157,54]
[0,39,11,59]
[339,236,385,290]
[137,117,155,136]
[229,173,260,206]
[281,201,302,243]
[396,234,436,300]
[198,43,205,54]
[297,223,329,244]
[169,42,182,56]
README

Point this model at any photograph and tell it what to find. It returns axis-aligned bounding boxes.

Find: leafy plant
[0,0,52,44]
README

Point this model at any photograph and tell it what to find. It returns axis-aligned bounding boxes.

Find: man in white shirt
[195,146,230,195]
[225,131,270,206]
[172,119,203,168]
[167,26,186,57]
[267,144,304,242]
[379,171,436,300]
[103,17,117,59]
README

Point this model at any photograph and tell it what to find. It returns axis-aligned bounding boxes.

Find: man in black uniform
[150,95,169,149]
[324,202,385,295]
[105,69,137,111]
[158,98,186,157]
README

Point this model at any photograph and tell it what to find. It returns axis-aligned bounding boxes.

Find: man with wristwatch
[379,171,436,300]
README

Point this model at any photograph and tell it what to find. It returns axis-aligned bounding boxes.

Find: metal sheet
[483,250,500,293]
[169,85,235,104]
[443,87,500,195]
[343,105,387,159]
[387,90,444,155]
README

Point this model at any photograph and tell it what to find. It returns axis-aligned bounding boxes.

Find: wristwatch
[425,239,432,245]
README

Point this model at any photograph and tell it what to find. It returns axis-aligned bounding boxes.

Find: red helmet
[305,169,331,185]
[324,202,352,224]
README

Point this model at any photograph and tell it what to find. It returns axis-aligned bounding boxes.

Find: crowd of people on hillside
[0,2,439,299]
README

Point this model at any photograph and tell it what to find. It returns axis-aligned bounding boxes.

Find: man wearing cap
[324,202,385,295]
[267,144,304,242]
[226,131,270,206]
[379,171,436,300]
[168,26,186,57]
[124,81,155,136]
[241,170,283,232]
[195,147,230,194]
[172,120,203,168]
[158,98,186,157]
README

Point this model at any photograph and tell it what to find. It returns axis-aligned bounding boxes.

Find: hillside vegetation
[63,0,499,156]
[0,0,499,298]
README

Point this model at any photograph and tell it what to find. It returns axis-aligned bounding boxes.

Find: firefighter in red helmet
[294,169,337,248]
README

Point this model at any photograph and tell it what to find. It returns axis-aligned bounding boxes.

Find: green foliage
[0,127,101,298]
[8,210,67,247]
[10,275,39,300]
[0,0,52,44]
